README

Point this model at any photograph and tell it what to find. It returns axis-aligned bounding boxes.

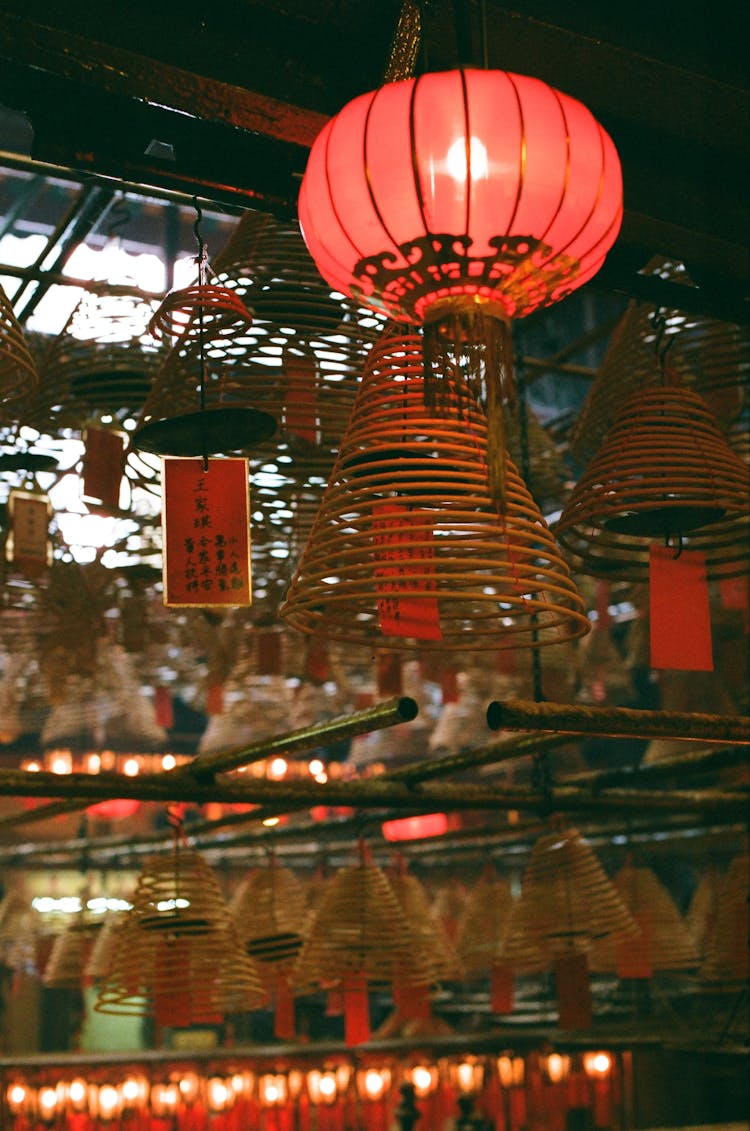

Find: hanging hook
[192,195,208,286]
[663,524,684,559]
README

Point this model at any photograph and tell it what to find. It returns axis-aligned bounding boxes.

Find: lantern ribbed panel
[95,848,265,1018]
[292,851,434,991]
[556,384,750,580]
[513,826,638,957]
[280,330,590,649]
[299,68,622,324]
[230,863,309,967]
[0,282,38,419]
[589,864,700,972]
[455,866,514,976]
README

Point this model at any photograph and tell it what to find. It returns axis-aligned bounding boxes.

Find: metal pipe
[0,766,745,817]
[172,695,418,782]
[564,744,748,790]
[487,698,750,746]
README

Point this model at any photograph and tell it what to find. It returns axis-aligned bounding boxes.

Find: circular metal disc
[132,407,277,456]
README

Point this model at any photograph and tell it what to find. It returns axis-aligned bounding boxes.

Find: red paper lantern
[299,67,622,324]
[299,67,621,503]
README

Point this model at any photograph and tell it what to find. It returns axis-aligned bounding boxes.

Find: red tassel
[273,972,296,1040]
[490,961,514,1014]
[649,546,713,670]
[554,951,592,1030]
[343,971,370,1046]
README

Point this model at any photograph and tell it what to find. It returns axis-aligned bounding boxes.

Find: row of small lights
[5,1052,614,1122]
[21,749,334,783]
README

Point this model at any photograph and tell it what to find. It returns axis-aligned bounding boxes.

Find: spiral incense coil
[44,917,103,989]
[84,911,128,981]
[570,258,750,465]
[281,329,590,650]
[589,863,700,972]
[148,283,252,341]
[0,282,38,418]
[699,854,749,983]
[230,863,308,967]
[293,849,435,991]
[389,865,462,982]
[556,384,750,581]
[95,847,264,1018]
[514,825,638,957]
[455,866,514,976]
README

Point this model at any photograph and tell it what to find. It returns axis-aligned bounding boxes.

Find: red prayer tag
[440,668,459,704]
[273,972,296,1040]
[82,426,124,510]
[283,350,318,444]
[490,961,514,1013]
[162,457,252,607]
[257,630,282,675]
[616,911,653,979]
[377,652,403,697]
[154,685,174,728]
[372,502,442,640]
[343,970,370,1046]
[206,684,225,716]
[554,951,593,1030]
[649,545,713,671]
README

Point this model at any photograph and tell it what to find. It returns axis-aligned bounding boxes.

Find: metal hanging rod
[487,698,750,746]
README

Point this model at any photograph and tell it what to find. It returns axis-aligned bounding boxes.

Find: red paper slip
[372,502,442,640]
[82,426,124,510]
[649,545,713,671]
[162,457,252,607]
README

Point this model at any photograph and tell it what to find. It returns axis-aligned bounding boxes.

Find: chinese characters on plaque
[6,489,51,576]
[162,457,252,607]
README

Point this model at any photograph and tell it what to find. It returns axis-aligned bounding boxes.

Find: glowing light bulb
[161,753,177,770]
[268,757,288,779]
[123,757,140,777]
[446,136,489,182]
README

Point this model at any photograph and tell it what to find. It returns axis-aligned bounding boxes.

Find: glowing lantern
[299,67,622,501]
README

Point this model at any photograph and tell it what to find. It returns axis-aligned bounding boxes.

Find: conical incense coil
[44,917,103,989]
[455,866,514,976]
[292,847,434,991]
[95,847,264,1018]
[589,863,700,972]
[84,911,128,981]
[556,384,750,581]
[230,862,309,967]
[281,330,590,650]
[389,864,462,982]
[0,282,38,419]
[699,854,749,983]
[515,825,638,956]
[570,258,750,465]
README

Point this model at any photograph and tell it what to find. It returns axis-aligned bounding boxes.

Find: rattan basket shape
[281,330,590,650]
[230,862,309,967]
[699,854,749,983]
[589,863,700,973]
[570,258,750,465]
[515,826,638,958]
[388,864,463,983]
[556,384,750,581]
[292,847,435,992]
[0,282,39,419]
[95,847,265,1018]
[455,865,514,976]
[44,916,104,989]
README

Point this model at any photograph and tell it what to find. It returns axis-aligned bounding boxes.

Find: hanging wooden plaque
[6,488,51,576]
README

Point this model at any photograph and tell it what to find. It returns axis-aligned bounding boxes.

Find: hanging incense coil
[148,282,252,342]
[23,291,165,432]
[699,854,749,983]
[0,282,38,419]
[84,911,128,981]
[589,863,700,973]
[44,914,103,989]
[281,329,590,650]
[293,847,435,991]
[455,865,514,976]
[556,384,750,581]
[95,847,265,1018]
[514,825,638,957]
[570,258,750,465]
[230,862,309,967]
[686,866,721,959]
[389,863,462,982]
